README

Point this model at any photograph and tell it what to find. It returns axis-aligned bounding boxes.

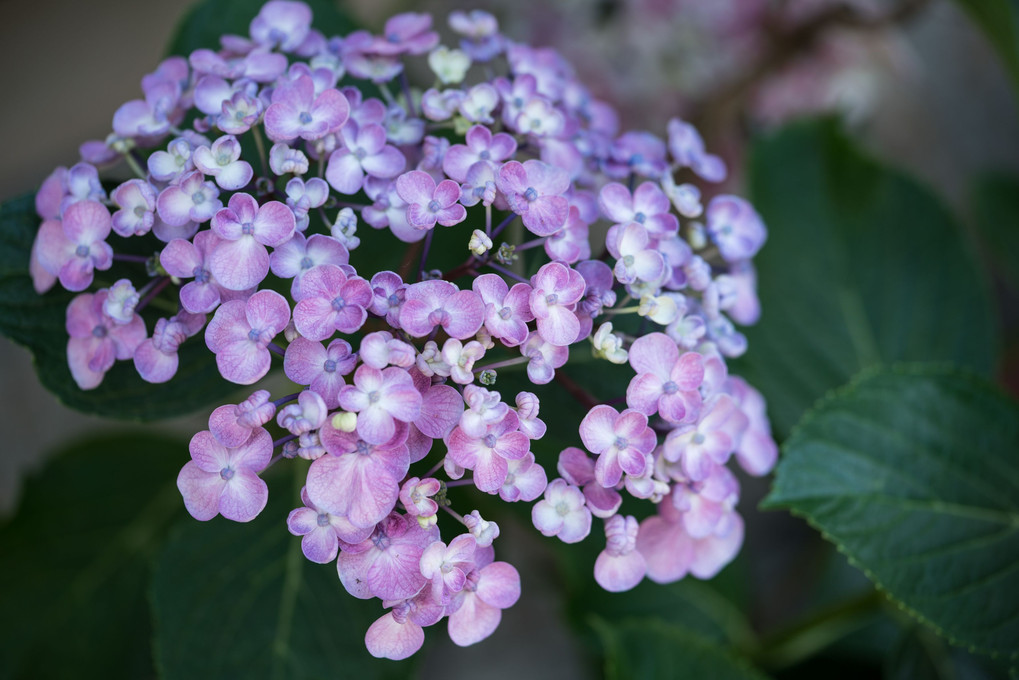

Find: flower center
[134,205,147,217]
[192,191,205,205]
[523,187,538,202]
[242,222,255,235]
[614,436,629,450]
[299,111,313,125]
[91,325,107,338]
[220,467,235,481]
[368,390,381,404]
[479,150,491,160]
[427,199,441,213]
[483,434,497,449]
[662,380,678,395]
[692,433,705,445]
[75,244,90,258]
[357,440,372,454]
[316,512,330,527]
[300,256,314,270]
[323,359,337,373]
[498,306,512,320]
[545,293,558,305]
[331,296,346,311]
[634,211,646,224]
[355,148,367,160]
[193,265,210,283]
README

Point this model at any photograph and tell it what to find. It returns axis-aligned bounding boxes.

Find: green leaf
[592,617,771,680]
[764,364,1019,658]
[737,119,997,437]
[150,469,413,680]
[884,624,1011,680]
[973,172,1019,293]
[0,194,240,420]
[952,0,1019,93]
[166,0,357,56]
[0,432,186,679]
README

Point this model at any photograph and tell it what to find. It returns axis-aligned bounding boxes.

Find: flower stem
[485,261,529,284]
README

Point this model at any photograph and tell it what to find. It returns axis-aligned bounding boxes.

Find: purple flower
[277,390,328,437]
[133,311,205,383]
[287,487,356,564]
[209,192,296,291]
[726,376,778,477]
[325,122,406,195]
[706,196,767,262]
[529,262,585,346]
[283,337,356,409]
[265,75,350,142]
[292,264,372,340]
[399,280,485,339]
[395,171,466,230]
[339,365,422,444]
[544,206,590,264]
[360,331,415,370]
[363,177,424,244]
[160,231,238,314]
[250,0,313,52]
[269,232,350,298]
[371,12,439,56]
[579,405,656,487]
[208,389,276,448]
[598,181,678,236]
[472,273,533,347]
[204,289,290,384]
[626,332,704,424]
[156,170,221,228]
[33,200,113,292]
[337,513,436,601]
[443,124,517,182]
[667,464,740,540]
[557,447,622,518]
[368,270,406,326]
[110,179,157,237]
[420,534,476,602]
[400,477,441,524]
[667,117,727,183]
[284,177,330,232]
[269,141,309,175]
[514,391,546,439]
[594,515,646,592]
[520,331,568,385]
[192,135,253,190]
[65,291,146,389]
[496,160,570,236]
[607,223,666,285]
[177,428,272,522]
[499,452,548,502]
[448,411,530,492]
[531,478,591,543]
[447,560,521,647]
[606,131,668,180]
[663,393,749,481]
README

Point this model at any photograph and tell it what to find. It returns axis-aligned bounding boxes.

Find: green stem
[750,588,885,670]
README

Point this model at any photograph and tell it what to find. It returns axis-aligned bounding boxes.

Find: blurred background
[0,0,1017,677]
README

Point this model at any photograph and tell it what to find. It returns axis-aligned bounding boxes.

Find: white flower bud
[468,228,493,256]
[591,322,628,364]
[428,46,472,85]
[638,294,679,325]
[330,411,357,433]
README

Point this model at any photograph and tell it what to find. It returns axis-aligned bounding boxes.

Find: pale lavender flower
[359,331,415,370]
[531,478,591,543]
[458,161,499,209]
[284,177,329,232]
[156,170,222,228]
[725,376,778,477]
[472,273,533,347]
[177,428,272,523]
[497,160,570,237]
[606,131,668,180]
[269,142,310,175]
[265,75,349,142]
[448,410,530,493]
[250,0,313,52]
[499,452,547,502]
[394,170,466,229]
[339,365,422,444]
[667,117,727,183]
[368,270,406,326]
[209,192,296,291]
[208,389,276,448]
[371,12,439,56]
[440,338,486,385]
[420,534,476,603]
[277,389,328,436]
[192,135,253,190]
[706,196,767,262]
[443,125,517,182]
[448,10,503,61]
[514,391,546,439]
[399,280,485,339]
[458,83,500,124]
[204,289,290,385]
[607,222,666,285]
[269,232,349,297]
[594,515,646,592]
[160,231,239,314]
[65,291,146,389]
[287,487,355,564]
[148,138,198,183]
[520,331,568,385]
[544,206,590,263]
[460,385,509,438]
[400,477,441,524]
[447,559,520,647]
[626,332,704,424]
[529,262,585,346]
[110,179,157,237]
[557,447,622,518]
[325,122,406,195]
[133,311,205,384]
[292,264,372,340]
[103,279,139,325]
[363,177,423,243]
[33,200,113,292]
[283,337,355,409]
[663,393,749,481]
[579,405,656,487]
[599,181,679,236]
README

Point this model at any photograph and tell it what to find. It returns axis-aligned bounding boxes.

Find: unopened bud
[469,229,493,255]
[331,411,357,432]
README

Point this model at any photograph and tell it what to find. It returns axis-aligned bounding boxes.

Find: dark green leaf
[0,432,186,679]
[952,0,1019,93]
[592,617,771,680]
[973,172,1019,293]
[737,119,996,438]
[764,364,1019,658]
[884,624,1011,680]
[166,0,357,56]
[0,194,240,420]
[150,469,413,680]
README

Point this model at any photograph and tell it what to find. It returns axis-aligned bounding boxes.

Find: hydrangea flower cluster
[29,0,777,659]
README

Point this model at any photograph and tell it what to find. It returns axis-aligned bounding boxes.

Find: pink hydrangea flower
[133,311,205,384]
[264,75,349,142]
[208,389,277,448]
[291,264,372,340]
[447,559,521,647]
[176,428,272,523]
[209,192,296,291]
[65,291,146,389]
[204,289,291,384]
[496,159,569,236]
[594,515,646,592]
[579,405,656,487]
[338,365,422,444]
[399,279,485,339]
[394,170,466,229]
[447,410,530,493]
[283,337,356,409]
[531,478,591,543]
[33,200,113,292]
[626,332,704,425]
